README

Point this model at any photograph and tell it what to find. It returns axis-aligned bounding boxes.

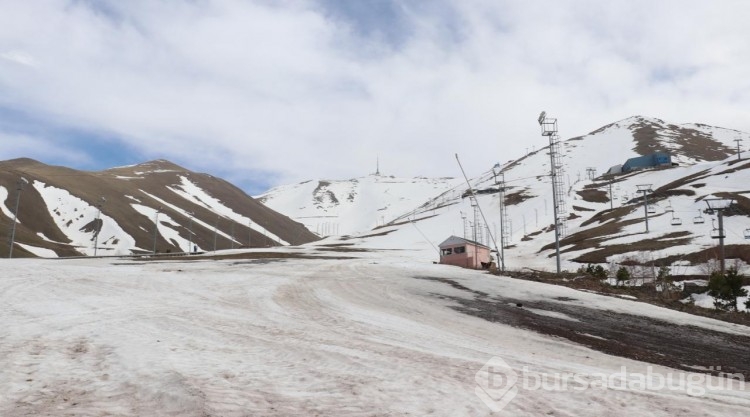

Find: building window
[441,248,453,256]
[454,246,466,254]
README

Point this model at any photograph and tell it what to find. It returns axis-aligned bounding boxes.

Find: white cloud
[1,0,749,189]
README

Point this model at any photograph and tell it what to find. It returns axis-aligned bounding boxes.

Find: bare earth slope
[0,159,318,257]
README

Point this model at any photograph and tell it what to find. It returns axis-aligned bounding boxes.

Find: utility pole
[93,197,106,256]
[187,212,194,254]
[734,137,743,161]
[247,220,253,248]
[213,214,219,252]
[8,177,28,259]
[636,184,653,233]
[152,206,162,255]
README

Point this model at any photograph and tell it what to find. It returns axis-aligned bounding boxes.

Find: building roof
[438,235,491,249]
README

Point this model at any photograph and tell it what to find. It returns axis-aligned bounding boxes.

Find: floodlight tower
[636,184,653,233]
[705,198,735,274]
[492,164,507,272]
[93,197,106,256]
[8,177,28,259]
[538,111,567,274]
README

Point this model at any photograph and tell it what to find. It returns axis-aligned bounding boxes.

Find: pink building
[438,236,492,270]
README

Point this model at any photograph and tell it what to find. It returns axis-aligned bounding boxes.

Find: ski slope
[0,252,748,416]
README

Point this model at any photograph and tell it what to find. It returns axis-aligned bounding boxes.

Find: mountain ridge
[0,159,319,258]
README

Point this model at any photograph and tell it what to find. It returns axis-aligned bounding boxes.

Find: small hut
[438,236,492,270]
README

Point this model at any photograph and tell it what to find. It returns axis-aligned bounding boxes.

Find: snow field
[1,254,748,416]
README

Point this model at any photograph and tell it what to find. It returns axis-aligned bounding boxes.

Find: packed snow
[0,252,748,416]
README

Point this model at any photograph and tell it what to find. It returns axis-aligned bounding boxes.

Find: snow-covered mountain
[0,159,318,258]
[256,175,461,236]
[299,116,750,272]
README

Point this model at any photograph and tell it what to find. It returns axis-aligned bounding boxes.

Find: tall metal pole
[93,197,105,256]
[8,178,27,259]
[188,213,194,254]
[705,199,733,275]
[213,214,219,252]
[735,138,743,161]
[152,207,161,255]
[636,185,652,233]
[539,112,563,274]
[248,220,252,248]
[608,182,613,210]
[548,142,561,274]
[718,210,726,274]
[498,190,505,272]
[492,168,506,272]
[455,154,502,270]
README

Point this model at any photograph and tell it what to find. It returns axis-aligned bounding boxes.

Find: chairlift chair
[693,210,705,224]
[647,205,656,214]
[665,200,674,213]
[670,215,682,226]
[744,228,750,240]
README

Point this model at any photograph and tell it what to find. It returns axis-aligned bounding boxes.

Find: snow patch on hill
[257,175,461,236]
[33,181,137,256]
[168,176,290,246]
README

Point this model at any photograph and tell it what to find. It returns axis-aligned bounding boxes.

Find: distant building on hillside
[605,164,623,175]
[622,152,672,173]
[438,236,492,270]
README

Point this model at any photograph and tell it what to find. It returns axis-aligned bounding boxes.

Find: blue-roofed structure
[622,152,672,173]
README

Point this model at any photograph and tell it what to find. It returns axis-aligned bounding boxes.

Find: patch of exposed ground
[631,120,734,161]
[504,189,534,206]
[580,206,636,227]
[571,231,693,264]
[141,251,355,262]
[540,217,643,255]
[652,244,750,266]
[575,189,609,203]
[417,276,750,379]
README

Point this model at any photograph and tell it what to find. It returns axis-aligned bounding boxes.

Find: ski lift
[693,209,705,224]
[670,211,682,226]
[745,228,750,239]
[647,205,656,214]
[710,219,722,239]
[665,200,674,213]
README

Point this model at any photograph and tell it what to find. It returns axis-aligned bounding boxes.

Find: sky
[1,0,750,194]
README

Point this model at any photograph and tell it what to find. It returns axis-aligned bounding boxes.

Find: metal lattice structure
[539,111,567,274]
[549,133,568,238]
